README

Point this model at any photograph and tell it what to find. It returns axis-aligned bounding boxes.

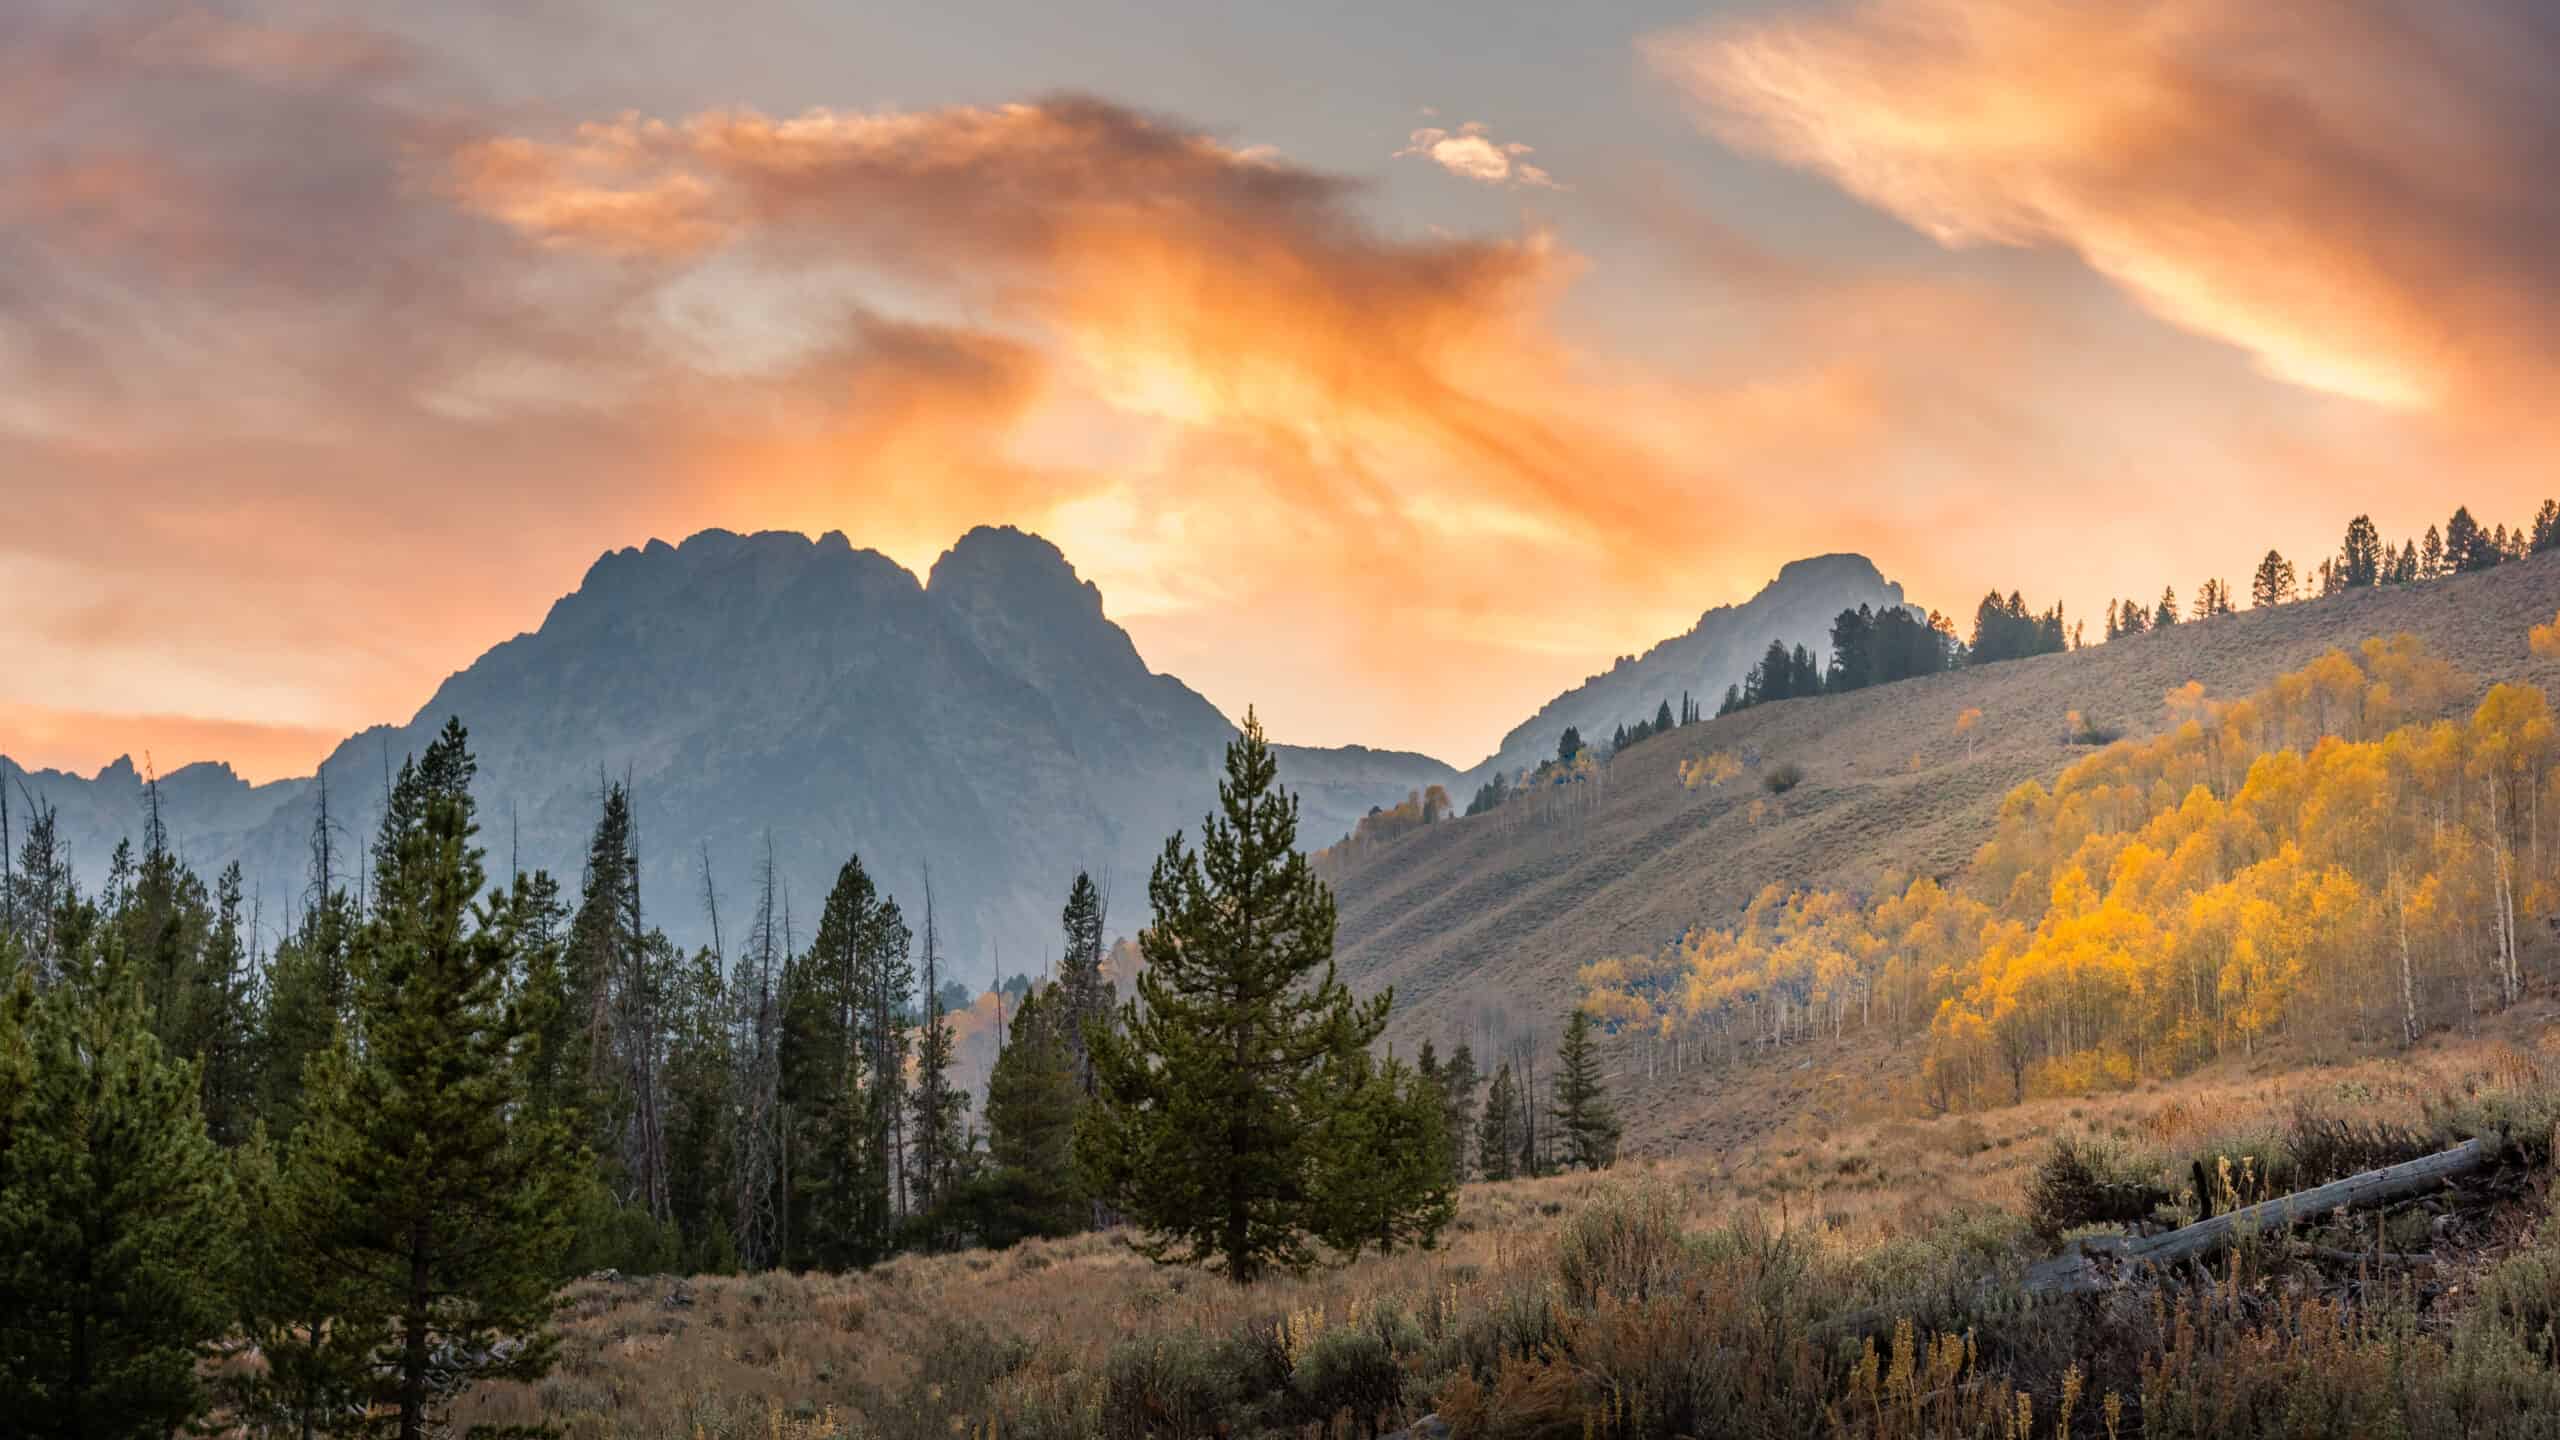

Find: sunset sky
[10,0,2559,781]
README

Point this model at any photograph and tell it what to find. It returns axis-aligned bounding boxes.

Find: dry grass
[443,1026,2560,1440]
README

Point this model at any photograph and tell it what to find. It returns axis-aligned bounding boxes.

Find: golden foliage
[1586,633,2560,1109]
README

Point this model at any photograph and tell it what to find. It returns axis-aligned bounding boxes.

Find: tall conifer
[1077,712,1416,1281]
[281,720,578,1440]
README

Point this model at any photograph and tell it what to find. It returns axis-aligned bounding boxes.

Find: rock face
[1463,553,1908,786]
[7,526,1454,972]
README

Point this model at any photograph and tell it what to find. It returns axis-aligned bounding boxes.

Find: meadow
[452,1017,2560,1439]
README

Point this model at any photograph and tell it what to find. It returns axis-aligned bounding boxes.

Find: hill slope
[1331,554,2560,1147]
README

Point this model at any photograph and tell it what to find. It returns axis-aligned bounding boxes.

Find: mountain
[1324,552,2560,1153]
[4,526,1453,974]
[1464,553,1907,785]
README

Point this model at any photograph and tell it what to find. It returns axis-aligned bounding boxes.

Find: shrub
[1554,1182,1689,1307]
[2026,1135,2168,1242]
[1761,762,1804,795]
[1288,1322,1406,1429]
[1100,1328,1280,1439]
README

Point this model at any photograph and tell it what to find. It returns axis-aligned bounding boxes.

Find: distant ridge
[1464,553,1909,785]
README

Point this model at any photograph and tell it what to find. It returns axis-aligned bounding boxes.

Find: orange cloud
[446,97,1744,746]
[1650,0,2560,417]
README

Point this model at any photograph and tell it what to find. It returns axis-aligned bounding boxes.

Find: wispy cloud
[1648,0,2560,417]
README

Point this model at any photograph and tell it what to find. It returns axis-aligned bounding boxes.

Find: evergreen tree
[662,940,735,1271]
[0,970,244,1440]
[257,890,354,1143]
[2341,513,2384,587]
[1556,726,1584,765]
[1653,698,1675,735]
[1826,605,1876,693]
[1475,1063,1521,1182]
[2250,550,2296,608]
[2535,500,2560,555]
[960,987,1086,1248]
[2393,540,2420,584]
[2447,506,2491,572]
[198,860,260,1147]
[1056,872,1111,1097]
[906,880,968,1245]
[1310,1051,1455,1260]
[1550,1010,1621,1171]
[280,720,578,1440]
[1788,643,1821,698]
[6,796,73,981]
[2420,525,2445,579]
[1438,1041,1479,1182]
[778,856,905,1270]
[566,783,669,1226]
[228,1132,376,1440]
[2153,587,2181,628]
[1077,712,1414,1282]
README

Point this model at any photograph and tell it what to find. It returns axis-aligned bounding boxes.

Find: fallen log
[1824,1136,2499,1338]
[2023,1136,2496,1299]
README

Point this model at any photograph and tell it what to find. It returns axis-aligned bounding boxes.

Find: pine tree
[1557,726,1584,764]
[661,940,734,1271]
[257,890,354,1143]
[962,988,1087,1248]
[198,860,260,1147]
[2535,500,2560,555]
[1077,711,1408,1282]
[1438,1041,1479,1182]
[2420,525,2445,579]
[1550,1010,1621,1171]
[2154,587,2181,628]
[1653,698,1676,734]
[1310,1051,1455,1260]
[779,856,906,1270]
[1475,1063,1521,1182]
[1055,871,1111,1096]
[281,719,578,1440]
[566,783,669,1225]
[2251,550,2296,608]
[906,877,968,1245]
[0,969,244,1440]
[2447,506,2490,573]
[2341,513,2384,587]
[1789,644,1822,698]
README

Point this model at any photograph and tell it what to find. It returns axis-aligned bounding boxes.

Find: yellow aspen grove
[1581,631,2560,1110]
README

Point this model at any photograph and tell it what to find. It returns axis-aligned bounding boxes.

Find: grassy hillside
[1332,554,2560,1150]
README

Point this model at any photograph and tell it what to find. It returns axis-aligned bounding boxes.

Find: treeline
[1718,596,2034,717]
[1583,623,2560,1109]
[0,715,1624,1436]
[2107,501,2555,640]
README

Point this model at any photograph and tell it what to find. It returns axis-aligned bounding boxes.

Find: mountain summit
[6,527,1452,971]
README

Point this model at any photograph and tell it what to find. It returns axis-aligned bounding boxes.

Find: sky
[9,0,2560,781]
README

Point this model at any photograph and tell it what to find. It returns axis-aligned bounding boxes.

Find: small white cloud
[1394,121,1562,189]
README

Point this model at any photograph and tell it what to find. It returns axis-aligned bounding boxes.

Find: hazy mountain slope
[1466,553,1908,785]
[4,526,1453,971]
[1331,553,2560,1148]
